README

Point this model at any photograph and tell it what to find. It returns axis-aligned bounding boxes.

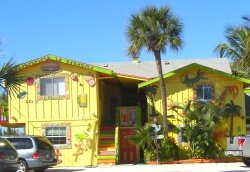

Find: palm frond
[0,59,24,97]
[127,6,182,56]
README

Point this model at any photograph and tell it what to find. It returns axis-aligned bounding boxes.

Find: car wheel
[34,168,47,172]
[242,157,250,166]
[18,160,29,172]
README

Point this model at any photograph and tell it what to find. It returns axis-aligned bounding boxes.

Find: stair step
[97,155,116,160]
[100,126,116,131]
[99,147,116,151]
[97,159,116,164]
[99,143,115,147]
[100,137,115,141]
[98,151,116,156]
[99,134,115,138]
[100,141,115,145]
[100,131,115,135]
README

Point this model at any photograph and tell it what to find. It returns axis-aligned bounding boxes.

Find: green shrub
[144,137,179,162]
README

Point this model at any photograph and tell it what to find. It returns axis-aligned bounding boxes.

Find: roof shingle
[93,58,232,79]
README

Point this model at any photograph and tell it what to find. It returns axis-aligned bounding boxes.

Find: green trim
[115,127,119,164]
[17,54,114,76]
[244,89,250,94]
[138,63,250,88]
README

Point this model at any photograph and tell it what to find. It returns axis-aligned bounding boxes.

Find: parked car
[225,136,250,166]
[0,137,20,172]
[3,135,57,172]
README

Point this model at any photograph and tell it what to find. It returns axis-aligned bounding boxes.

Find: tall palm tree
[126,6,182,135]
[0,60,23,97]
[215,17,250,69]
[223,100,241,143]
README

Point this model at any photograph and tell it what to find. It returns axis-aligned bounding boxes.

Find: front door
[119,128,137,164]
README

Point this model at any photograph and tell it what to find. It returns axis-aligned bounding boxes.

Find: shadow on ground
[45,169,85,172]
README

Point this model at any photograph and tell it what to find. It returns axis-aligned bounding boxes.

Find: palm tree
[129,124,154,149]
[0,60,23,97]
[126,6,183,135]
[223,100,241,143]
[215,16,250,69]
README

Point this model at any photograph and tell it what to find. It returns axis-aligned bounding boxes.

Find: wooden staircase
[97,126,116,165]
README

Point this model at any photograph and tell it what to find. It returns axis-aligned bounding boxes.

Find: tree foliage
[0,60,23,97]
[126,6,183,134]
[171,101,224,158]
[215,16,250,77]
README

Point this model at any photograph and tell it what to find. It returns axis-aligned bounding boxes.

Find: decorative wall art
[167,99,186,116]
[182,69,207,87]
[73,130,91,161]
[77,93,87,107]
[70,73,83,86]
[55,149,63,164]
[41,62,60,72]
[25,77,34,86]
[220,85,239,101]
[146,85,158,117]
[17,91,27,99]
[84,73,96,87]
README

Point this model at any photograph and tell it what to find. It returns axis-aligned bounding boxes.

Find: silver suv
[4,136,57,172]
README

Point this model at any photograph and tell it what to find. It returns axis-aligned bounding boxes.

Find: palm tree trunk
[153,50,168,135]
[229,116,234,144]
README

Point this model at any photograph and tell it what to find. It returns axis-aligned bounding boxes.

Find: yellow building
[6,54,144,167]
[3,54,250,166]
[139,63,250,145]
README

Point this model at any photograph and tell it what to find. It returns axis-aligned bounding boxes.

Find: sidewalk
[49,162,247,172]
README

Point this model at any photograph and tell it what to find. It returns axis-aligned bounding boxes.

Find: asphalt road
[44,162,250,172]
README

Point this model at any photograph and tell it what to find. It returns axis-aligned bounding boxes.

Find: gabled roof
[138,63,250,88]
[93,58,232,79]
[17,54,114,75]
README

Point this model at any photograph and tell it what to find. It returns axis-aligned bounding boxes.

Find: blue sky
[0,0,249,64]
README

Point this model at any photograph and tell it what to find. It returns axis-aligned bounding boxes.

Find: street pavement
[45,162,250,172]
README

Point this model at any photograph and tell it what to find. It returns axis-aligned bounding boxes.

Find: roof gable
[18,54,114,75]
[138,63,250,88]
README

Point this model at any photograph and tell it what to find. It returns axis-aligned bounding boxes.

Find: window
[36,74,69,100]
[40,77,65,96]
[7,138,33,149]
[46,127,66,145]
[0,125,25,136]
[196,85,212,102]
[34,137,54,150]
[42,123,71,148]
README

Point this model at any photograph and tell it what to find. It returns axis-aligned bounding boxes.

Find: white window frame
[42,123,71,149]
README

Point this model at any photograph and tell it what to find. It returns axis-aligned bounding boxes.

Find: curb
[146,158,242,164]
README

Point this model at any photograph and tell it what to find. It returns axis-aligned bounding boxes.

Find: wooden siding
[147,68,246,147]
[9,60,100,166]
